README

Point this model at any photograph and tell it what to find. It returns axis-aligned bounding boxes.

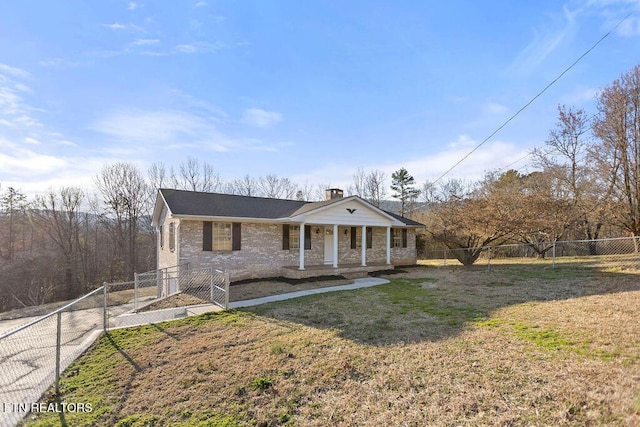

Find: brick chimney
[325,188,344,200]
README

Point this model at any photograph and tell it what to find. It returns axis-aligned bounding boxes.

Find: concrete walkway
[112,277,390,328]
[229,277,390,308]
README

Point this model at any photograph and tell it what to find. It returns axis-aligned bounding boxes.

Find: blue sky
[1,0,640,197]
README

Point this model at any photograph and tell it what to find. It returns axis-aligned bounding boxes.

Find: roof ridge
[160,188,311,204]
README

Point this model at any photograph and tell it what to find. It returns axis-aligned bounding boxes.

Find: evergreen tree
[391,167,420,217]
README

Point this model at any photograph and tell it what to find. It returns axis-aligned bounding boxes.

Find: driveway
[0,302,134,426]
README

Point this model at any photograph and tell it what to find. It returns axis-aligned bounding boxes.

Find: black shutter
[232,223,242,251]
[282,224,290,250]
[203,221,212,251]
[402,229,408,248]
[351,227,357,249]
[304,225,311,250]
[366,227,373,249]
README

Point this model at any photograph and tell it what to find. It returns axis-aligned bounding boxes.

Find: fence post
[103,283,108,332]
[55,311,62,394]
[552,242,556,269]
[134,272,139,312]
[224,271,230,309]
[443,248,447,266]
[210,267,215,303]
[487,247,491,271]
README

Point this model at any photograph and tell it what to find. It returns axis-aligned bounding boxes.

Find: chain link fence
[421,236,640,271]
[105,266,229,330]
[0,287,104,426]
[0,264,229,426]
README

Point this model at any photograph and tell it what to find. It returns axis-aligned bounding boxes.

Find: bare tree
[0,186,27,263]
[347,167,367,198]
[417,178,509,265]
[165,157,222,192]
[257,174,298,199]
[225,175,257,196]
[364,169,387,207]
[32,187,86,299]
[347,168,387,207]
[95,162,150,279]
[533,105,608,245]
[592,64,640,238]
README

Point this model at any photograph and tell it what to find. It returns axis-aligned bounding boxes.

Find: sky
[1,0,640,198]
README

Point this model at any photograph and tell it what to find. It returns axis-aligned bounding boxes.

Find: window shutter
[402,229,408,248]
[350,227,357,249]
[304,225,311,250]
[366,227,373,249]
[232,223,242,251]
[203,221,212,251]
[282,224,290,250]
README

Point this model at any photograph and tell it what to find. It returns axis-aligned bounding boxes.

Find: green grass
[20,268,640,426]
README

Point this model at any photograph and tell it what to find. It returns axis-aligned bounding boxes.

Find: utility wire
[431,12,632,185]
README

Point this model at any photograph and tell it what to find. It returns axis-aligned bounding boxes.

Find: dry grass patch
[22,265,640,426]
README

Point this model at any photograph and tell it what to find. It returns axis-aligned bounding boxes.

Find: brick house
[151,188,424,281]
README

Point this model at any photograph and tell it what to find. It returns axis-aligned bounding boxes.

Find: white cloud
[173,41,226,54]
[128,2,143,10]
[195,1,208,7]
[24,137,40,145]
[0,63,30,79]
[483,102,508,115]
[103,23,127,30]
[509,5,579,74]
[293,137,530,192]
[90,107,286,156]
[130,38,160,47]
[242,108,283,128]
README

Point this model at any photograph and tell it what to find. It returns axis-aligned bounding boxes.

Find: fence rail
[420,236,640,271]
[0,264,229,426]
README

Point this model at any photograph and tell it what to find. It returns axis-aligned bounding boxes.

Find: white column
[333,224,338,268]
[298,223,305,270]
[361,225,367,266]
[386,226,391,264]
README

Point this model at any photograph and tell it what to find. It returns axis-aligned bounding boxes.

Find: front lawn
[22,265,640,426]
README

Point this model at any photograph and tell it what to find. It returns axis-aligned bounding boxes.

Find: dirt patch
[230,276,354,302]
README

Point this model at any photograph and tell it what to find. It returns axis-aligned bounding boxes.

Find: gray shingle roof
[160,189,306,219]
[159,188,424,226]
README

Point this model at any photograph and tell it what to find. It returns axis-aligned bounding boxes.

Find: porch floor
[282,262,393,279]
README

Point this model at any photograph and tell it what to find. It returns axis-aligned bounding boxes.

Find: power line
[431,12,632,185]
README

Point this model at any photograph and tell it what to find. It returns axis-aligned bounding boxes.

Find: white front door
[324,228,334,264]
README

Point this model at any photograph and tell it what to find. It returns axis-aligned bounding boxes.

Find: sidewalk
[229,277,390,308]
[112,277,390,328]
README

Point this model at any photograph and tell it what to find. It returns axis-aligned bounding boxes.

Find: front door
[324,227,334,264]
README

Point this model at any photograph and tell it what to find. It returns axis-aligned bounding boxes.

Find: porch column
[386,226,391,264]
[361,225,367,266]
[298,222,305,270]
[333,224,338,268]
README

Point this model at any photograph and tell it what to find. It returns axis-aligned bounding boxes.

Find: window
[392,228,407,248]
[213,222,232,250]
[350,227,373,249]
[159,225,164,250]
[282,224,311,250]
[393,228,403,248]
[169,222,175,252]
[290,225,300,249]
[204,222,241,251]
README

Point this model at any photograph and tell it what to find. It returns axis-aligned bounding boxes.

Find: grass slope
[21,266,640,426]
